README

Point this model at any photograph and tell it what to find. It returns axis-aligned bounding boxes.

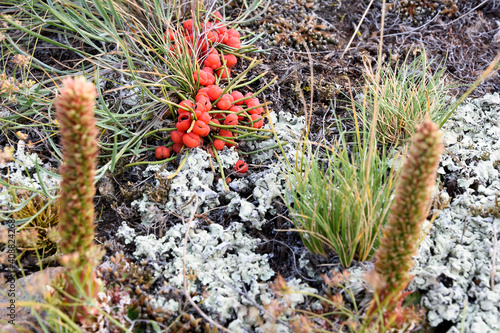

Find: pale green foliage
[359,51,448,144]
[285,116,398,268]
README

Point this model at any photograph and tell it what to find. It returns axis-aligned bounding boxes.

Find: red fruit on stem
[192,120,208,136]
[213,139,225,150]
[229,105,244,120]
[183,132,201,148]
[208,85,223,101]
[216,94,234,110]
[229,105,243,113]
[201,123,211,137]
[227,29,240,39]
[224,113,238,126]
[216,68,231,79]
[202,66,214,74]
[170,130,185,144]
[206,30,219,42]
[234,160,248,173]
[219,129,233,138]
[173,143,184,154]
[196,97,212,112]
[204,54,222,69]
[248,107,263,115]
[209,118,221,131]
[208,48,219,55]
[224,54,237,68]
[183,19,194,32]
[155,146,171,160]
[246,98,259,107]
[197,39,209,53]
[185,33,194,43]
[250,114,263,128]
[216,25,227,34]
[206,72,216,86]
[179,100,194,109]
[176,114,192,131]
[212,11,223,21]
[199,112,212,124]
[164,29,175,42]
[193,70,210,86]
[227,37,240,49]
[196,90,210,102]
[230,91,244,104]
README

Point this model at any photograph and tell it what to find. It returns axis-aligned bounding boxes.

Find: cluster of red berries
[167,85,265,154]
[155,11,266,176]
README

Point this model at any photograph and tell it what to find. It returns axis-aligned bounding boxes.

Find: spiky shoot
[55,76,102,325]
[55,76,98,262]
[368,117,443,325]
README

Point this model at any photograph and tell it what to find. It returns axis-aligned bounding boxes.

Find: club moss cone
[372,117,443,299]
[55,76,98,263]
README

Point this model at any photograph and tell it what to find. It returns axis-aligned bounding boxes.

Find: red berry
[217,26,228,41]
[206,30,219,42]
[205,72,216,85]
[224,113,238,126]
[245,97,259,107]
[216,94,234,110]
[224,54,237,68]
[250,114,263,128]
[202,66,214,74]
[197,38,209,53]
[183,19,194,32]
[216,68,231,79]
[219,129,233,138]
[199,112,212,124]
[196,97,212,112]
[208,48,219,55]
[208,85,223,101]
[248,106,263,115]
[170,130,185,144]
[173,143,184,154]
[176,114,192,131]
[193,70,210,86]
[230,91,244,104]
[234,160,248,173]
[192,120,208,136]
[164,29,175,42]
[204,54,221,69]
[229,105,243,113]
[209,118,221,131]
[212,11,223,21]
[155,146,171,160]
[196,91,210,102]
[227,29,240,39]
[229,105,244,120]
[201,123,211,137]
[213,139,225,150]
[183,132,201,148]
[179,99,194,110]
[227,37,240,49]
